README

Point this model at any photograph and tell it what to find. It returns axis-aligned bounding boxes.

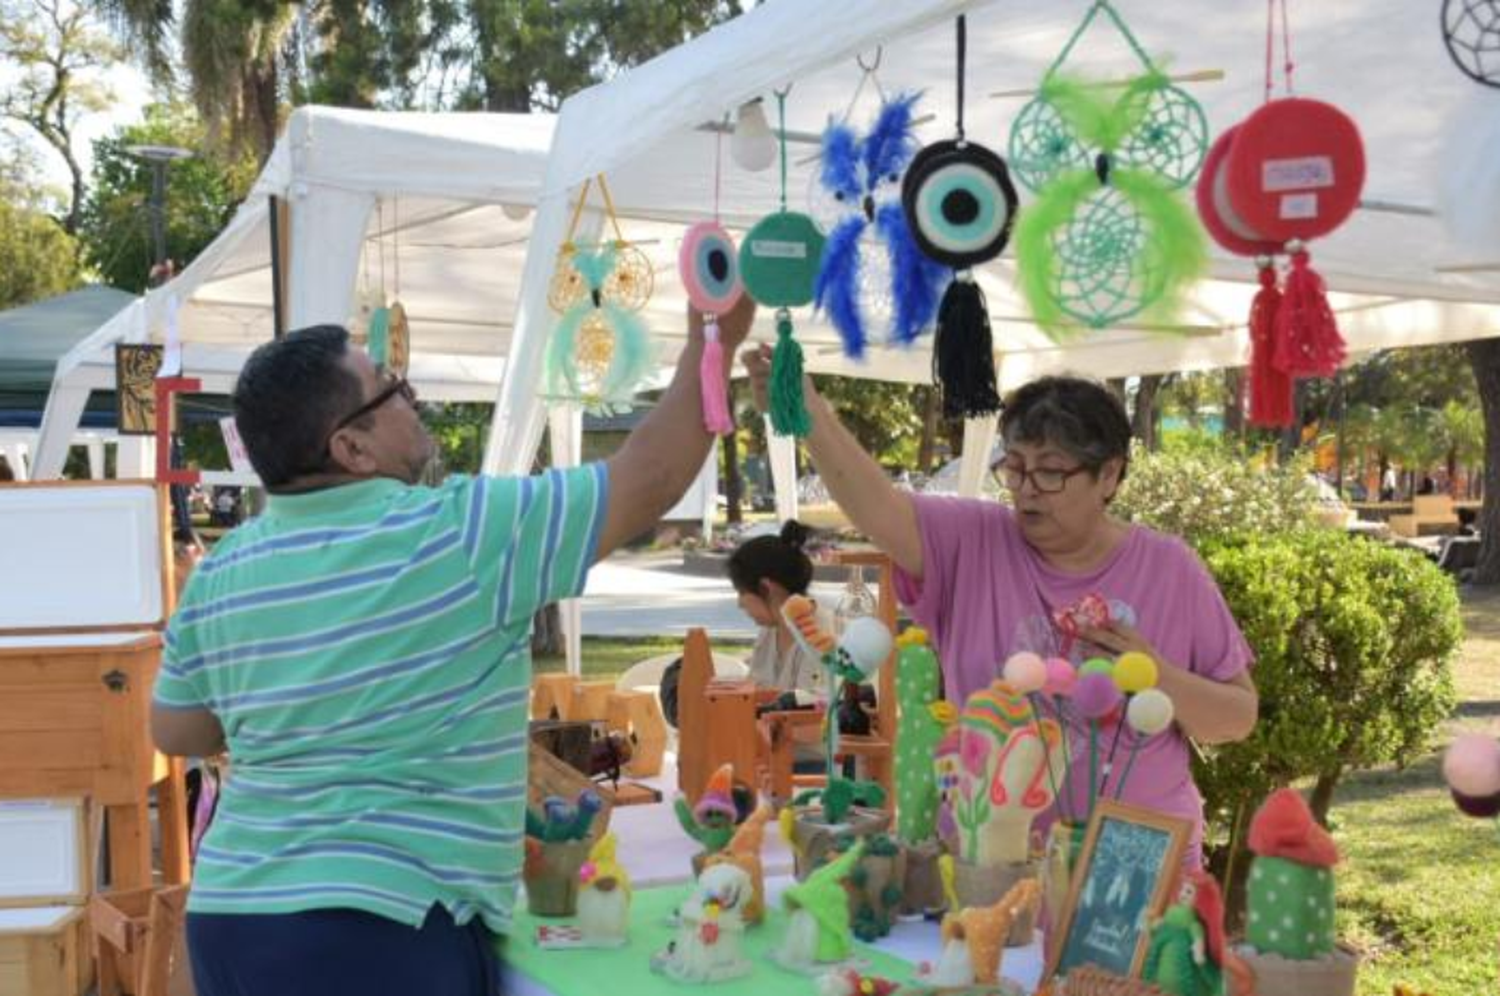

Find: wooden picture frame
[115,344,164,436]
[1044,801,1192,983]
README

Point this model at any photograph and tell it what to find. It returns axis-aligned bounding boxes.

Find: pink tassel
[700,318,735,435]
[1274,245,1345,378]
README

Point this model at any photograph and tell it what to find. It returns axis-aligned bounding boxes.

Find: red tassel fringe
[1274,249,1345,378]
[1248,261,1295,429]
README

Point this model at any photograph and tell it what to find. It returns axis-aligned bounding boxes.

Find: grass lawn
[533,635,753,680]
[1334,585,1500,995]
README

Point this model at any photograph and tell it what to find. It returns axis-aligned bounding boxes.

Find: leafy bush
[1193,529,1462,919]
[1113,441,1318,544]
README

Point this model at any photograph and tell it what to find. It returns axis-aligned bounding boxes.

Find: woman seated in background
[726,519,830,706]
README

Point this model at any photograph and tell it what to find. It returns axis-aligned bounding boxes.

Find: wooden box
[90,885,191,996]
[0,481,189,890]
[0,799,95,996]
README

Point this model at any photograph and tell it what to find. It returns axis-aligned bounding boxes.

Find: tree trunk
[723,423,743,526]
[1222,368,1245,441]
[1132,374,1166,451]
[1105,378,1127,406]
[1309,771,1341,827]
[1214,797,1256,933]
[531,603,564,657]
[1467,338,1500,584]
[917,387,941,475]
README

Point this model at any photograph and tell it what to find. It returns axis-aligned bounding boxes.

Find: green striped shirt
[154,465,608,933]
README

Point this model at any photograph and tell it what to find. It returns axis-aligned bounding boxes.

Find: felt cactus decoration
[954,680,1065,865]
[893,628,954,844]
[675,763,740,859]
[830,833,905,942]
[1245,788,1339,960]
[525,789,603,843]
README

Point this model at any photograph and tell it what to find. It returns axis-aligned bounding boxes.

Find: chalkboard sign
[1046,801,1192,982]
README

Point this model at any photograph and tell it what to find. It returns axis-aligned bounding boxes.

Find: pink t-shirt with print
[893,494,1254,868]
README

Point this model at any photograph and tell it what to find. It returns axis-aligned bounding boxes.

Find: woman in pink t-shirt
[741,357,1258,867]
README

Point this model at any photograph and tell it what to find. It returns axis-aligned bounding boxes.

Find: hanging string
[377,198,387,301]
[595,174,627,244]
[392,196,401,298]
[956,15,967,142]
[1044,0,1158,83]
[775,87,791,212]
[1264,0,1298,102]
[841,48,885,124]
[713,117,724,223]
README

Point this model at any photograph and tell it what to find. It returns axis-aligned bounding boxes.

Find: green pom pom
[769,311,811,437]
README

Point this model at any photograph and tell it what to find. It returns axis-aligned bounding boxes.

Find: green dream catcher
[1006,0,1209,338]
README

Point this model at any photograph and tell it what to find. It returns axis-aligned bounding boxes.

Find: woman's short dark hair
[727,520,814,596]
[1000,376,1132,490]
[232,325,366,488]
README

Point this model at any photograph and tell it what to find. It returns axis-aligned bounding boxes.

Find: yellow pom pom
[1113,651,1159,693]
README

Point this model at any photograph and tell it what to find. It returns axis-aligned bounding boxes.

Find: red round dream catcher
[1195,0,1366,429]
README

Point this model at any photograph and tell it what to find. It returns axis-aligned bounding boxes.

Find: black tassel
[933,271,1000,419]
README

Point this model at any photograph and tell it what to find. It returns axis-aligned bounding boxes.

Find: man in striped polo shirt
[152,295,755,996]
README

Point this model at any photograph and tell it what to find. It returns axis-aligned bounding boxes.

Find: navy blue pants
[187,905,502,996]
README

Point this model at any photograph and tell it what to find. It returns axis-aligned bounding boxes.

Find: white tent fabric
[484,0,1500,488]
[33,107,557,480]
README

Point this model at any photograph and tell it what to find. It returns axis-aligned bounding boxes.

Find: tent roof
[0,285,135,392]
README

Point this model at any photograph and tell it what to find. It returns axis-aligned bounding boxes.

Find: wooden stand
[676,629,714,803]
[0,482,190,893]
[604,690,667,778]
[532,674,578,720]
[90,885,190,996]
[0,798,96,996]
[568,680,617,723]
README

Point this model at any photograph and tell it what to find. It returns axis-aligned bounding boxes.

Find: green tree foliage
[0,195,82,309]
[1195,531,1461,919]
[78,103,256,293]
[811,376,927,469]
[1,0,123,234]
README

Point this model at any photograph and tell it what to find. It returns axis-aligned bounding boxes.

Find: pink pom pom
[1443,734,1500,799]
[1074,672,1122,721]
[1043,657,1077,698]
[1003,652,1048,694]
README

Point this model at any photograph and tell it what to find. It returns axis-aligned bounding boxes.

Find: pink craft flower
[962,731,991,778]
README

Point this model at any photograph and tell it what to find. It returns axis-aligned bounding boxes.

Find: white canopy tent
[483,0,1500,498]
[32,106,559,480]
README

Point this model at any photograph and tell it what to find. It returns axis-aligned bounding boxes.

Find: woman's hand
[741,343,774,414]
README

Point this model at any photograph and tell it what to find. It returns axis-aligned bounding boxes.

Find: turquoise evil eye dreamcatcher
[545,175,655,414]
[1006,0,1209,339]
[812,91,948,359]
[900,15,1020,418]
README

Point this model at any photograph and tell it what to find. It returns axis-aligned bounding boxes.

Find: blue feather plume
[816,215,870,358]
[821,121,861,199]
[877,200,947,345]
[863,92,921,183]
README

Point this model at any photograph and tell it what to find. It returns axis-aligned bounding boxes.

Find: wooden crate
[90,885,191,996]
[0,481,190,891]
[0,799,95,996]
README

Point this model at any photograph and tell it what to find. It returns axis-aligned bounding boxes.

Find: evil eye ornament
[679,221,744,315]
[901,140,1019,268]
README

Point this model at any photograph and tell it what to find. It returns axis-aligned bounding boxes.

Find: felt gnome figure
[1143,871,1228,996]
[776,839,867,970]
[701,802,773,925]
[576,832,631,947]
[676,763,740,872]
[927,878,1041,987]
[653,863,757,983]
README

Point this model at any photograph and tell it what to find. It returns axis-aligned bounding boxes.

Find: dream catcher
[545,175,655,414]
[900,16,1020,418]
[810,63,947,358]
[364,199,411,377]
[679,129,744,435]
[1444,0,1500,87]
[740,89,826,437]
[1196,0,1364,428]
[1006,0,1209,339]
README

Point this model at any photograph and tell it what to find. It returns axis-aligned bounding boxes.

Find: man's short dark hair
[1000,376,1132,492]
[232,325,365,488]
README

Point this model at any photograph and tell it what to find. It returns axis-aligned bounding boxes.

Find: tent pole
[269,195,289,339]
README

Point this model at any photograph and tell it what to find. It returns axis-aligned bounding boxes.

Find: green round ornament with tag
[739,211,825,308]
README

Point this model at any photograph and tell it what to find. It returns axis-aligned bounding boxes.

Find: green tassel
[769,310,811,437]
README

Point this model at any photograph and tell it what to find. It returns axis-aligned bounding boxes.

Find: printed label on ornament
[1262,156,1335,192]
[749,239,809,260]
[1279,192,1320,220]
[534,925,587,949]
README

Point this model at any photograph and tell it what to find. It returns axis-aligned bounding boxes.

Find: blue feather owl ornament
[813,94,948,359]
